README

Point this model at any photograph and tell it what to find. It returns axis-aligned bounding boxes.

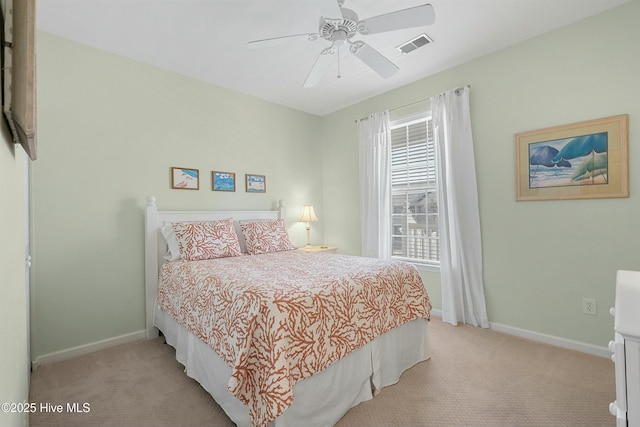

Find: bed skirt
[154,304,430,427]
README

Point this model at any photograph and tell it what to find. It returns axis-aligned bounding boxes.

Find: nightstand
[298,245,337,254]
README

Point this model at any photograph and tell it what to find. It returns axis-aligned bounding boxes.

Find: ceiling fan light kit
[247,0,435,87]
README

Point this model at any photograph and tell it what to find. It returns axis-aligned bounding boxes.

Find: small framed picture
[212,171,236,192]
[171,167,199,190]
[245,174,266,193]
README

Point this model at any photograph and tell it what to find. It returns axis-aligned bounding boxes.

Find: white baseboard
[489,321,610,358]
[32,329,146,370]
[429,309,610,358]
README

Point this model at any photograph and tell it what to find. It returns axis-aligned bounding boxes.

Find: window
[390,112,439,268]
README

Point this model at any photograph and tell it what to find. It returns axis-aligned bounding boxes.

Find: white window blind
[390,112,439,267]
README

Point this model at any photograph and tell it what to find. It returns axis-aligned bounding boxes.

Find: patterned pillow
[239,219,296,255]
[172,219,242,261]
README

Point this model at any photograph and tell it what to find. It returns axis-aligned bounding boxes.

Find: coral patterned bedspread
[156,250,431,427]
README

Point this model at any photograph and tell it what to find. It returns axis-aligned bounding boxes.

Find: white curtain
[358,111,392,259]
[431,86,489,328]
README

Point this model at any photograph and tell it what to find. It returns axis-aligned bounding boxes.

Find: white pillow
[160,223,181,261]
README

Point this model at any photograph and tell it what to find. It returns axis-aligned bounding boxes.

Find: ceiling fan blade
[248,33,318,49]
[360,4,435,34]
[304,48,334,88]
[313,0,343,20]
[351,42,399,79]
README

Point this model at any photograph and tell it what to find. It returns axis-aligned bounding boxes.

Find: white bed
[144,196,431,427]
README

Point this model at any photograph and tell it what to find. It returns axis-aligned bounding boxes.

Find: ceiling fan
[247,0,436,87]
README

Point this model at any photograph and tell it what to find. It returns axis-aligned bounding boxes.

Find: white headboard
[144,196,284,339]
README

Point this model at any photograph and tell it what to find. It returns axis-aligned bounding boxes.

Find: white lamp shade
[298,205,319,222]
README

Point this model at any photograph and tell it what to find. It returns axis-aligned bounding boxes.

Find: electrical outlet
[583,298,597,316]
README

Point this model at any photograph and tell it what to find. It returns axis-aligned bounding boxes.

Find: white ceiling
[36,0,629,116]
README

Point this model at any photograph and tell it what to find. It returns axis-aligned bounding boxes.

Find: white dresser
[610,270,640,427]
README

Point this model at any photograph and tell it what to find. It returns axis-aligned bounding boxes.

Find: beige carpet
[29,317,615,427]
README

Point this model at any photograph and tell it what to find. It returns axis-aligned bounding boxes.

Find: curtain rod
[355,84,470,123]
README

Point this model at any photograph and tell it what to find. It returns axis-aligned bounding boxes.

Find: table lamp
[298,205,318,248]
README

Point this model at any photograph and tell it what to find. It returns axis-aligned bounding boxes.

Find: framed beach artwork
[245,174,266,193]
[171,167,199,190]
[212,171,236,192]
[515,115,629,201]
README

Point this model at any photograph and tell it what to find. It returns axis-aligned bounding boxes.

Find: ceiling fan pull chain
[337,46,341,79]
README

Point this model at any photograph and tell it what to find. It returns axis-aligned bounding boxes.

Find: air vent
[396,33,433,54]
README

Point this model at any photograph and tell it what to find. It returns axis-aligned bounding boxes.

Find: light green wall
[320,1,640,347]
[0,125,29,425]
[33,33,323,359]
